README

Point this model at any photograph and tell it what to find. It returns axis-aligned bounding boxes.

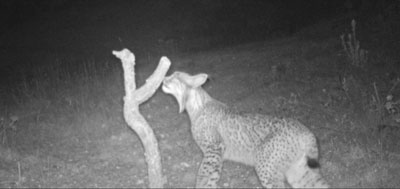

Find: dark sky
[1,0,346,30]
[0,0,392,67]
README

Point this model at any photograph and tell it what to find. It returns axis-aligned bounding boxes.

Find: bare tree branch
[113,48,170,188]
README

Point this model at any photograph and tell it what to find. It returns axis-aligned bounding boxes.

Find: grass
[2,55,128,150]
[340,19,368,68]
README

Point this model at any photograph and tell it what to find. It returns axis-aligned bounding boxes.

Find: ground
[1,1,400,188]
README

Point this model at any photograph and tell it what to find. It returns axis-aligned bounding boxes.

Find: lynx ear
[188,73,208,88]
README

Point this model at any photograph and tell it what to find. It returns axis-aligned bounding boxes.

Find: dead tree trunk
[113,49,170,188]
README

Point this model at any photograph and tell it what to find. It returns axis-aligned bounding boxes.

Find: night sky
[0,0,380,68]
[0,0,397,88]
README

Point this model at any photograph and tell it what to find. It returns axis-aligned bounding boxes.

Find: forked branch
[113,48,170,188]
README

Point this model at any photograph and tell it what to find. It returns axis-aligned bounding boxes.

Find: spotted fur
[162,71,329,188]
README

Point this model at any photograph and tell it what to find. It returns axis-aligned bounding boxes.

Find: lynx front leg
[195,144,225,188]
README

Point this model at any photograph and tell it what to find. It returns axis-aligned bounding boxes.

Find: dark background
[0,1,400,188]
[0,0,395,68]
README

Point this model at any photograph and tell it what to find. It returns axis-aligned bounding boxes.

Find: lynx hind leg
[254,137,288,188]
[255,165,286,188]
[195,148,224,188]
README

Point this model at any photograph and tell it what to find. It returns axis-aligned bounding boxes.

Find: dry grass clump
[340,19,368,68]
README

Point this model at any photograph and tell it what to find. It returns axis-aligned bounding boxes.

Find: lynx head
[162,71,208,113]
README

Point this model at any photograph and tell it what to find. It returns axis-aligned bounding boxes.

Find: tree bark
[113,49,170,188]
